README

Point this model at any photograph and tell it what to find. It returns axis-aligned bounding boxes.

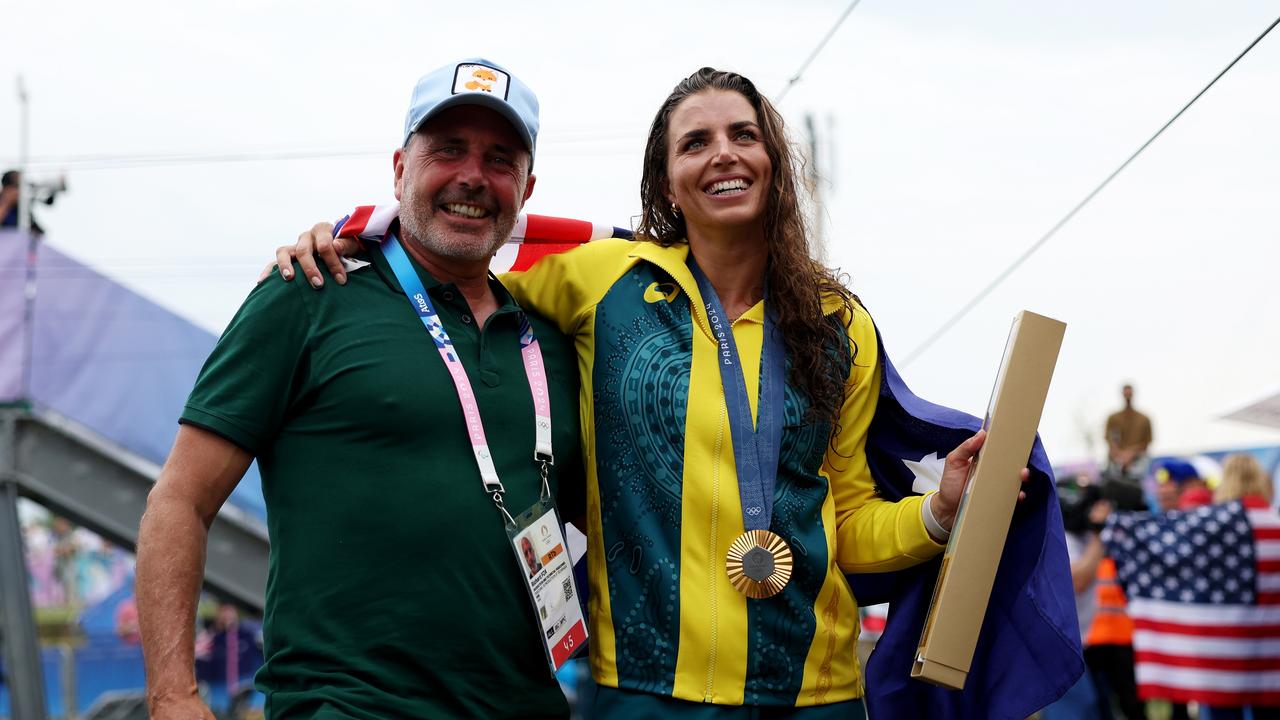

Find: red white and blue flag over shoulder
[332,202,1082,718]
[332,203,632,272]
[1103,497,1280,707]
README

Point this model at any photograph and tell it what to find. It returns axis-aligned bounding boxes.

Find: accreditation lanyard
[381,233,554,519]
[689,260,786,531]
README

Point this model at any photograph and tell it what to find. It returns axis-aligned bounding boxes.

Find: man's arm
[1070,533,1105,594]
[137,424,253,719]
[1070,500,1111,593]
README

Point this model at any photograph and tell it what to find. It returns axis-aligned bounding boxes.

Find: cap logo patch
[453,64,510,100]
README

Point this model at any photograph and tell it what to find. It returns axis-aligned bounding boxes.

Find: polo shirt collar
[365,235,522,316]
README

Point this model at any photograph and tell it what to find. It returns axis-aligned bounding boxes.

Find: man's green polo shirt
[180,239,584,719]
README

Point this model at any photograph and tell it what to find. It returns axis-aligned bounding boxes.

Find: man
[1154,458,1204,512]
[1104,383,1153,481]
[1043,475,1110,719]
[1,169,64,235]
[136,58,584,719]
[0,171,18,227]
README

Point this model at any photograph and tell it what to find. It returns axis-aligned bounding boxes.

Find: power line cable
[777,0,865,102]
[4,127,645,172]
[899,12,1280,369]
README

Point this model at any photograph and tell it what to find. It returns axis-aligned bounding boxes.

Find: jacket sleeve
[827,304,946,573]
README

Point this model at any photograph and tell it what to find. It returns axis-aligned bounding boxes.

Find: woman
[1202,455,1280,720]
[1214,453,1274,507]
[278,68,993,717]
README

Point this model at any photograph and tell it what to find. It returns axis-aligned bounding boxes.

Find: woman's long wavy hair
[637,67,859,424]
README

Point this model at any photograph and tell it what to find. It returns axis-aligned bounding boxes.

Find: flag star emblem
[902,452,946,494]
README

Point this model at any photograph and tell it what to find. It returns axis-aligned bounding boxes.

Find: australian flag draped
[332,203,1082,718]
[849,330,1083,719]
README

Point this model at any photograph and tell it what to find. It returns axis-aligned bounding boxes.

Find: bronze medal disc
[726,529,793,599]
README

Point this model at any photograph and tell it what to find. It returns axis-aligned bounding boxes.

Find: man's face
[394,105,536,264]
[1156,480,1180,511]
[1122,385,1134,403]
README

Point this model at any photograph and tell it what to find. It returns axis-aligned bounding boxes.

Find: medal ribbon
[382,234,554,502]
[689,260,785,531]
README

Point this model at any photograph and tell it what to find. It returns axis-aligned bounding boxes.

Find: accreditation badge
[506,499,588,673]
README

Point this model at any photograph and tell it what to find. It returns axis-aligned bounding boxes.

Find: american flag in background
[1104,497,1280,706]
[333,203,631,272]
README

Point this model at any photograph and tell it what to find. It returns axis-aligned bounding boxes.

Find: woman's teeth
[705,179,749,196]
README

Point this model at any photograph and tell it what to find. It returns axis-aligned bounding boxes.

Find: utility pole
[17,76,38,401]
[1,415,51,720]
[802,112,836,263]
[17,76,30,233]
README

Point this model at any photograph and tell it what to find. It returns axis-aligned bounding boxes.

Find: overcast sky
[3,0,1279,465]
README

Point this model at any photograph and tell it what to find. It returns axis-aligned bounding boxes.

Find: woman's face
[664,89,772,238]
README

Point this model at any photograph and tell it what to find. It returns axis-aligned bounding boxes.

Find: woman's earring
[671,202,680,215]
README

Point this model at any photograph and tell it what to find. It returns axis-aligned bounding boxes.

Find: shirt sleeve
[180,276,313,454]
[827,305,946,573]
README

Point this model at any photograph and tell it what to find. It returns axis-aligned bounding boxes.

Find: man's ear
[520,173,537,208]
[393,146,407,201]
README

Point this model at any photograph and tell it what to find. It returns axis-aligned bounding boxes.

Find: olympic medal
[725,529,793,599]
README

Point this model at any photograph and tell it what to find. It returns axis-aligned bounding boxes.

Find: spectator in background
[1206,456,1278,720]
[116,596,141,645]
[1106,384,1153,482]
[1104,453,1280,720]
[1044,475,1112,720]
[1150,458,1207,720]
[50,516,81,606]
[1084,557,1147,719]
[0,169,65,236]
[1156,472,1183,513]
[195,603,264,718]
[1154,459,1207,513]
[0,171,19,228]
[1214,453,1273,508]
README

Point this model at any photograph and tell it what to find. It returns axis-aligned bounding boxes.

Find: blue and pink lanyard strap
[381,233,554,523]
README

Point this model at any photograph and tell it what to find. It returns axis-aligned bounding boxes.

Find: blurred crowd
[19,503,132,611]
[1044,384,1279,720]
